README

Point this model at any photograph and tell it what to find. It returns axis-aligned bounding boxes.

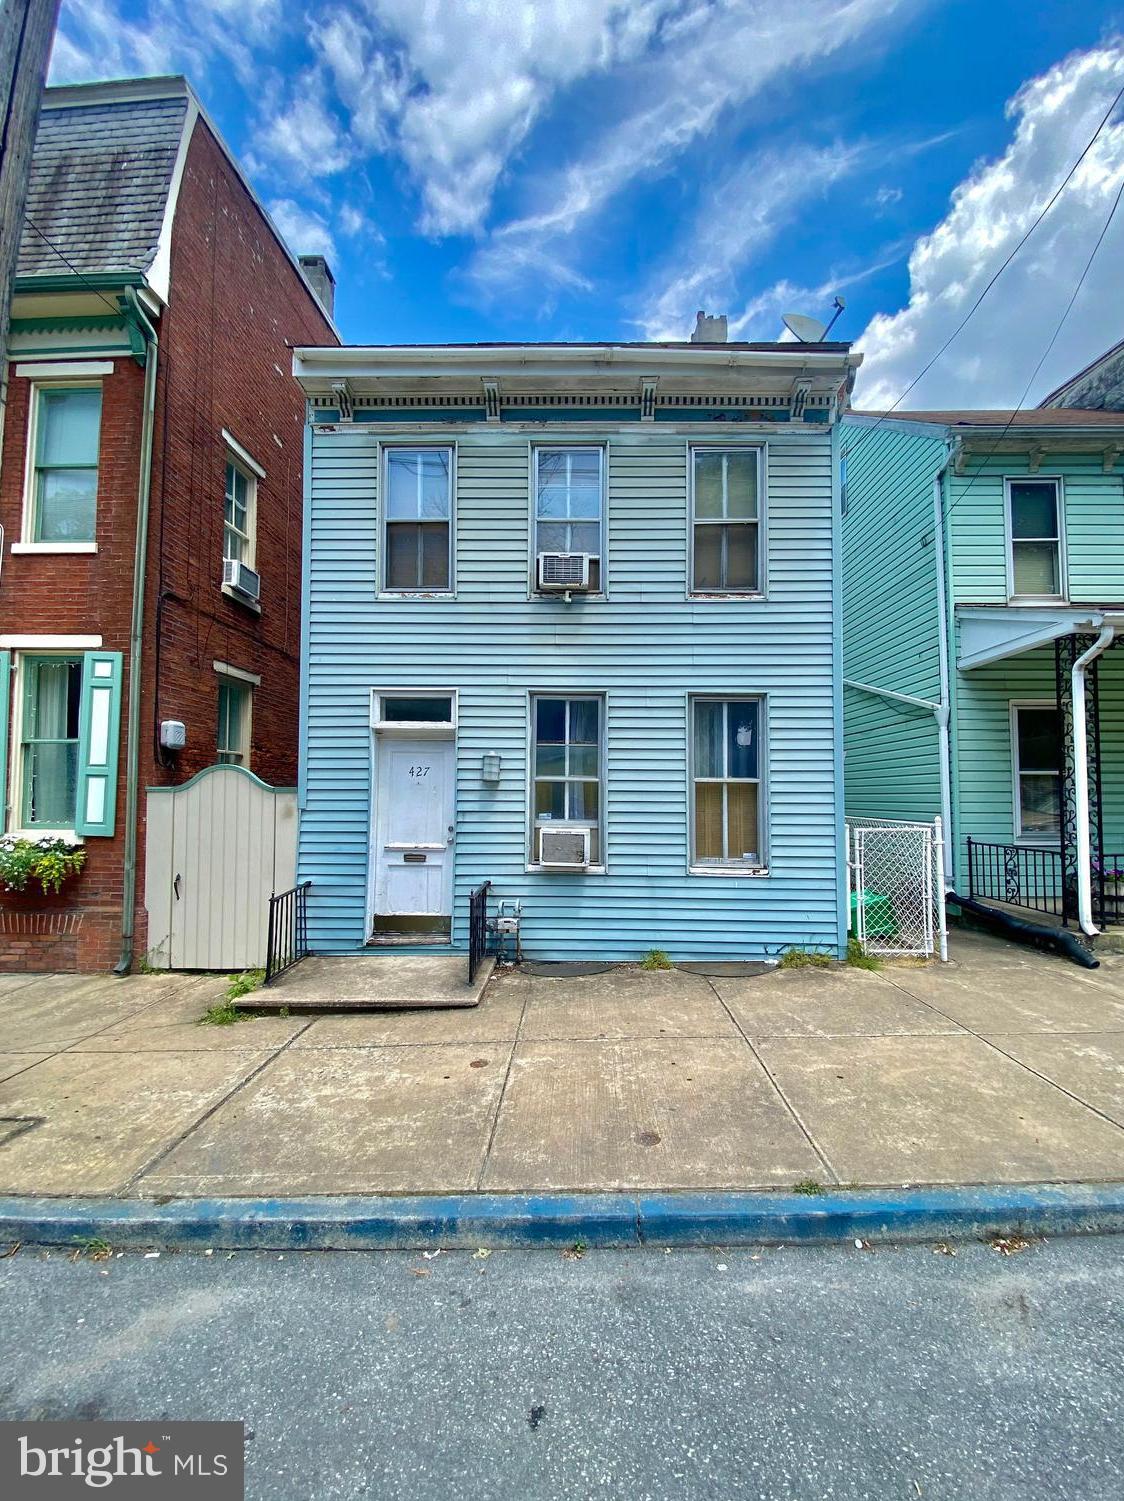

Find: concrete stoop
[239,955,495,1012]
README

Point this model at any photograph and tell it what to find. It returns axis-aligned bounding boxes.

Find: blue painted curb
[2,1185,1124,1251]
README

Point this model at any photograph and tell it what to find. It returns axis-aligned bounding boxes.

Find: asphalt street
[1,1235,1122,1499]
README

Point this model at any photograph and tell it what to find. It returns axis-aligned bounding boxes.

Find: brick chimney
[691,310,728,343]
[298,254,336,319]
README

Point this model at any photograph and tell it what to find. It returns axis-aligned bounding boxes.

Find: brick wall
[0,110,336,971]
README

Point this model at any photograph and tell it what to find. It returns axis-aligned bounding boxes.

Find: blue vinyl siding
[299,421,844,961]
[841,419,948,825]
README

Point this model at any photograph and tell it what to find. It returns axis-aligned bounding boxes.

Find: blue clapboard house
[291,321,860,961]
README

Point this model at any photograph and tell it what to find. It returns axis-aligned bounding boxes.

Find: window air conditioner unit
[537,552,590,591]
[223,558,261,603]
[539,826,591,868]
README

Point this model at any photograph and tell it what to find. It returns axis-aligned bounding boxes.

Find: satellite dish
[782,312,828,343]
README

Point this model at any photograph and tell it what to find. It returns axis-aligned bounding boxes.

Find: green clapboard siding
[840,418,948,824]
[300,422,844,961]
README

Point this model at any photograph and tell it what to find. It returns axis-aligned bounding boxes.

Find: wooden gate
[144,766,297,970]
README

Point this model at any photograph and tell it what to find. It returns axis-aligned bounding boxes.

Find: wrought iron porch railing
[265,881,311,984]
[1096,857,1124,926]
[468,880,491,984]
[966,839,1064,919]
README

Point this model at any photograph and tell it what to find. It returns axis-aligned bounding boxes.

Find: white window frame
[370,688,459,738]
[688,444,766,598]
[19,380,103,552]
[1010,699,1061,845]
[223,452,258,570]
[215,669,254,767]
[6,650,84,839]
[688,694,768,875]
[526,691,607,872]
[531,444,606,596]
[379,444,456,597]
[1005,476,1066,602]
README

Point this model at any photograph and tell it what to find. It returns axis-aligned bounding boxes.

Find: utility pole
[0,0,60,413]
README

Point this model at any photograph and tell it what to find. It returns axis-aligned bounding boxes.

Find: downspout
[114,288,159,975]
[932,471,954,888]
[1072,624,1115,937]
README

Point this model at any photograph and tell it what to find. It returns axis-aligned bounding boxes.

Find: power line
[846,77,1124,462]
[23,217,137,319]
[942,164,1124,521]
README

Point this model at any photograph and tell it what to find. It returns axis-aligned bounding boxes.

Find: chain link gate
[847,817,948,960]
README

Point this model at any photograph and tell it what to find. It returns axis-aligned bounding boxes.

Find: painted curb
[2,1185,1124,1251]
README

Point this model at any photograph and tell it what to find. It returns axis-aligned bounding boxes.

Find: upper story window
[691,447,762,594]
[384,447,453,592]
[1013,703,1060,842]
[691,697,764,869]
[28,386,102,543]
[1008,478,1063,598]
[224,458,256,566]
[534,448,603,592]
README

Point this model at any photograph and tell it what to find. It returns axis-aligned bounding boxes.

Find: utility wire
[23,217,139,319]
[942,164,1124,521]
[845,78,1124,462]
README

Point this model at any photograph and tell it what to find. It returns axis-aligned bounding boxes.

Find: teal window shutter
[76,651,123,836]
[0,650,10,834]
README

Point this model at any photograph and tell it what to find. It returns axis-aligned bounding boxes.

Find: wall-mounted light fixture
[482,750,502,784]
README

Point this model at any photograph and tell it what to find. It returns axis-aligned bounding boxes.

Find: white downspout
[932,474,953,888]
[1073,624,1115,936]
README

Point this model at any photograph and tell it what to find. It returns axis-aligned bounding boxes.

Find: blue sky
[50,1,1124,407]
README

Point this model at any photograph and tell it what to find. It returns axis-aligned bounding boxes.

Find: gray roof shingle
[17,91,188,278]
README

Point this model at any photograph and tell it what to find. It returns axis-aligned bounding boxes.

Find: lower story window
[531,695,602,864]
[691,697,764,867]
[217,678,253,765]
[20,656,82,827]
[1013,703,1060,841]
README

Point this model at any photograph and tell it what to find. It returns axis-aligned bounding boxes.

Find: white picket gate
[847,816,948,961]
[143,765,297,970]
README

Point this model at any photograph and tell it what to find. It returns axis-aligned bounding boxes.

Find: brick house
[0,76,338,971]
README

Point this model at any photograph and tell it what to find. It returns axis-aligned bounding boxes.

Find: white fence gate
[144,766,297,970]
[847,816,948,961]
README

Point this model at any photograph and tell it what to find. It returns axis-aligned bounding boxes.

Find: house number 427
[409,765,431,778]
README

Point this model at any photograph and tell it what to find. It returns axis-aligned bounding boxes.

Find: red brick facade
[0,113,336,970]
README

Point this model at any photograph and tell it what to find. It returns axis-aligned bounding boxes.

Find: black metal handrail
[967,839,1063,918]
[1096,855,1124,926]
[468,880,491,984]
[265,881,311,984]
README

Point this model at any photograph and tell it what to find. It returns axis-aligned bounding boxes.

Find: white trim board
[0,633,103,648]
[14,361,114,378]
[222,429,267,479]
[213,660,261,686]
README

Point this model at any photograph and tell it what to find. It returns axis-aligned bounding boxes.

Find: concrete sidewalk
[1,930,1123,1199]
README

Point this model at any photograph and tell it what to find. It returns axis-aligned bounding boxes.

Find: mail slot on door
[403,852,427,863]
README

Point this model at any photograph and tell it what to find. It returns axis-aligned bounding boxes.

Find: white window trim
[221,429,266,479]
[14,361,114,379]
[370,687,459,738]
[0,634,101,649]
[378,443,457,598]
[687,442,767,600]
[525,690,607,874]
[1004,475,1066,603]
[6,649,85,840]
[212,660,261,686]
[215,669,254,767]
[529,443,607,598]
[687,693,769,876]
[20,379,103,546]
[223,450,258,570]
[1010,699,1061,846]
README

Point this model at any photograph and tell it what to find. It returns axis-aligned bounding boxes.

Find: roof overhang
[291,343,861,402]
[957,605,1124,670]
[952,429,1124,474]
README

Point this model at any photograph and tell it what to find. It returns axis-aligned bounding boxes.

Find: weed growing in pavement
[778,947,832,970]
[640,949,673,970]
[792,1179,825,1196]
[226,969,265,1000]
[846,937,882,971]
[72,1236,112,1260]
[199,1000,251,1027]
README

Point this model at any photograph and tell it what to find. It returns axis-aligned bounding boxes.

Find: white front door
[374,738,455,918]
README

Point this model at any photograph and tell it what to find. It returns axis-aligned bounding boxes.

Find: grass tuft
[846,937,882,971]
[792,1179,825,1196]
[778,947,832,970]
[640,949,673,971]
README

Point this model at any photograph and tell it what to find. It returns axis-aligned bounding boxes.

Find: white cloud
[854,40,1124,409]
[636,143,866,340]
[52,0,284,87]
[248,74,353,180]
[268,198,337,260]
[465,0,909,303]
[871,184,903,209]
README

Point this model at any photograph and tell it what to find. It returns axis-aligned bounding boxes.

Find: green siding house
[842,406,1124,939]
